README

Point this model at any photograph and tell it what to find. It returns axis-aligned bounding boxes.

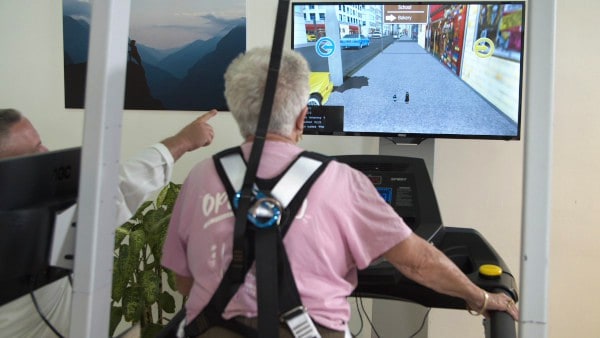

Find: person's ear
[296,106,308,131]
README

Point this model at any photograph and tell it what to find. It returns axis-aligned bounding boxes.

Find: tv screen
[292,1,525,141]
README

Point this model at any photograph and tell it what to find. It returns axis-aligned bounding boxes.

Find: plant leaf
[114,226,129,246]
[143,210,170,235]
[161,183,182,214]
[141,270,160,304]
[159,291,176,313]
[156,182,181,208]
[165,269,177,291]
[130,200,154,222]
[109,305,123,337]
[112,244,131,302]
[123,286,143,322]
[155,183,170,207]
[148,216,172,262]
[129,229,146,263]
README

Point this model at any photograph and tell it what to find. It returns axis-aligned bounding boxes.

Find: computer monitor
[0,147,80,305]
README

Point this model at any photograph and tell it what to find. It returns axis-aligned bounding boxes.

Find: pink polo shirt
[161,141,412,331]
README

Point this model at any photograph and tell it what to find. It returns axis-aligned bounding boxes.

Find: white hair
[224,47,310,138]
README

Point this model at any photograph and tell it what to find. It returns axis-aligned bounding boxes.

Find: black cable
[352,294,430,338]
[30,289,65,338]
[351,297,364,337]
[408,307,431,338]
[359,296,380,338]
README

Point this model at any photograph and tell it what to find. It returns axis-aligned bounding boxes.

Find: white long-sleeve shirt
[0,143,174,338]
[116,143,174,224]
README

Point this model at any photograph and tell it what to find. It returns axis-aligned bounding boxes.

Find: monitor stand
[384,136,427,146]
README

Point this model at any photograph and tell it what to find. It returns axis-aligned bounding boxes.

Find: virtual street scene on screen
[293,3,524,137]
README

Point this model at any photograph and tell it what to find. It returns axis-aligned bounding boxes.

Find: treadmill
[335,154,519,338]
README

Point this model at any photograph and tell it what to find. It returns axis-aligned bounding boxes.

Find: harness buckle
[233,188,282,228]
[280,306,321,338]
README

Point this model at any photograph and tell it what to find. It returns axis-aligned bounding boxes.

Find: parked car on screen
[340,34,370,49]
[370,31,382,39]
[306,34,317,42]
[308,72,333,106]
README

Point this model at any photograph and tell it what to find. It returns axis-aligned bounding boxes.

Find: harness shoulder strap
[216,149,329,210]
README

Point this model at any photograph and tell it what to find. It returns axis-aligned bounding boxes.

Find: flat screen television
[0,147,80,305]
[292,1,525,141]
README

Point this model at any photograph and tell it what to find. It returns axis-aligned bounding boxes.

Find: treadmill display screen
[376,187,393,203]
[368,172,418,229]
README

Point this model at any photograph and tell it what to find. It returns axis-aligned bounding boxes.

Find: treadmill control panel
[335,155,442,241]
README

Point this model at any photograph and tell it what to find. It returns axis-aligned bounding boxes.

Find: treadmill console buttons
[479,264,503,278]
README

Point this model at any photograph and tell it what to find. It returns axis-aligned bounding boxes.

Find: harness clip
[234,189,282,228]
[280,306,321,338]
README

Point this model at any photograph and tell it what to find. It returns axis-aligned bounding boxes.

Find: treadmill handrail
[485,288,518,338]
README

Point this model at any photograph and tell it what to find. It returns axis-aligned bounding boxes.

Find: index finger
[196,109,218,123]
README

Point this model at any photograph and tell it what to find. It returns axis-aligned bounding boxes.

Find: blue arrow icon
[315,37,335,57]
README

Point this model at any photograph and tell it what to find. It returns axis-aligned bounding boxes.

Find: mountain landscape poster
[63,0,246,111]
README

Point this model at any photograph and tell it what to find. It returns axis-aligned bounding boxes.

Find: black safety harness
[177,147,330,338]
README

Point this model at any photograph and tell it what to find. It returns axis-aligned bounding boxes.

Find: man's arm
[160,109,217,161]
[383,233,519,320]
[116,110,217,225]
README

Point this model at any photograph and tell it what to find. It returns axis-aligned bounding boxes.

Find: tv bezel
[292,1,526,142]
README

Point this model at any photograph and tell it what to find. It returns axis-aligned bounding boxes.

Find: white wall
[3,1,598,338]
[550,0,600,336]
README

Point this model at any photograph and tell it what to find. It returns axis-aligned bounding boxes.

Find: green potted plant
[109,182,183,338]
